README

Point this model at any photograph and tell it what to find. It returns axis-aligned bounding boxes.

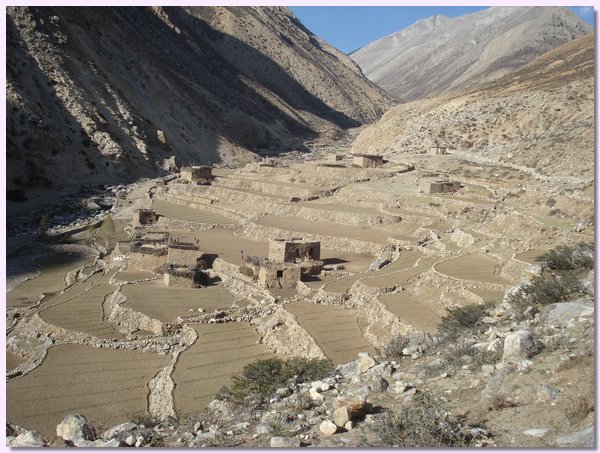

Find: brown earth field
[6,344,170,438]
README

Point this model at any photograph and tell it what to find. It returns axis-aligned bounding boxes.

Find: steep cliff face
[6,6,391,203]
[351,33,595,183]
[351,7,591,101]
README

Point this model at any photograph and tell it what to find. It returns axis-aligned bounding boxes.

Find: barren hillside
[6,6,391,206]
[352,33,594,184]
[351,7,591,101]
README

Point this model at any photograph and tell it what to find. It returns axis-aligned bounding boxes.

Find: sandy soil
[284,301,375,364]
[6,344,170,438]
[172,323,272,415]
[6,351,27,371]
[114,271,158,282]
[122,281,234,323]
[435,253,511,285]
[7,253,92,307]
[469,287,506,304]
[363,254,435,288]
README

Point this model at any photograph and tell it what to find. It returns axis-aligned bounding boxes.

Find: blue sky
[290,6,595,54]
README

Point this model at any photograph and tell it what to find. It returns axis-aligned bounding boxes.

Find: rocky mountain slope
[351,7,591,101]
[351,33,595,184]
[6,6,391,205]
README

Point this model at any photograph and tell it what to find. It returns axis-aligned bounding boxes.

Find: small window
[276,270,283,279]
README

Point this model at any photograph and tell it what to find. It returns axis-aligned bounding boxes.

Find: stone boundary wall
[254,307,326,359]
[106,288,165,335]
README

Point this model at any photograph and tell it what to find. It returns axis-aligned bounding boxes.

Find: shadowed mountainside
[6,6,391,205]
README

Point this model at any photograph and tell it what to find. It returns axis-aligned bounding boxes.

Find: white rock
[270,436,301,447]
[319,420,338,435]
[358,355,376,373]
[344,421,354,431]
[333,406,350,427]
[56,414,94,442]
[502,330,536,362]
[524,428,548,438]
[7,431,47,447]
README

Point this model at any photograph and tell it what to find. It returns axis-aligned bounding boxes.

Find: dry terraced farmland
[38,272,126,340]
[151,198,235,225]
[7,253,92,308]
[284,301,375,363]
[172,323,272,415]
[6,344,170,437]
[121,281,235,323]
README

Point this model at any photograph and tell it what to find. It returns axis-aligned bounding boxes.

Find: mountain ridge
[351,6,591,101]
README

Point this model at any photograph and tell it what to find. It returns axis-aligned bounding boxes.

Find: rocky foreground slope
[352,33,594,184]
[351,7,591,101]
[7,244,594,447]
[6,6,390,204]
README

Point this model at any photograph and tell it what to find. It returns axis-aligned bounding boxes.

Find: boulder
[332,406,350,428]
[502,330,536,362]
[369,257,390,271]
[7,431,47,447]
[333,396,368,419]
[56,414,95,442]
[270,436,301,448]
[319,420,338,436]
[541,300,594,328]
[102,421,138,439]
[358,355,376,373]
[555,425,594,447]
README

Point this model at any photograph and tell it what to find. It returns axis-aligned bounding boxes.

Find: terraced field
[7,253,92,308]
[114,271,157,282]
[6,344,170,437]
[379,292,442,333]
[469,287,506,305]
[122,281,234,323]
[172,323,272,415]
[151,199,235,225]
[6,351,26,370]
[284,301,375,363]
[38,272,125,340]
[255,215,389,244]
[435,253,511,285]
[515,248,547,264]
[172,228,269,264]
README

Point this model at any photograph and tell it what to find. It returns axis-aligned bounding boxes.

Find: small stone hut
[128,231,170,271]
[163,264,207,288]
[131,209,158,227]
[258,262,302,289]
[352,153,383,168]
[428,146,447,156]
[269,238,321,263]
[167,240,204,268]
[425,180,461,194]
[180,166,213,184]
[328,154,343,162]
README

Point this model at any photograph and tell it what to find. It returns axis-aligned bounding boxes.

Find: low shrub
[369,392,471,447]
[536,242,594,272]
[227,357,333,404]
[382,335,409,359]
[565,393,594,424]
[438,303,492,340]
[508,272,586,309]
